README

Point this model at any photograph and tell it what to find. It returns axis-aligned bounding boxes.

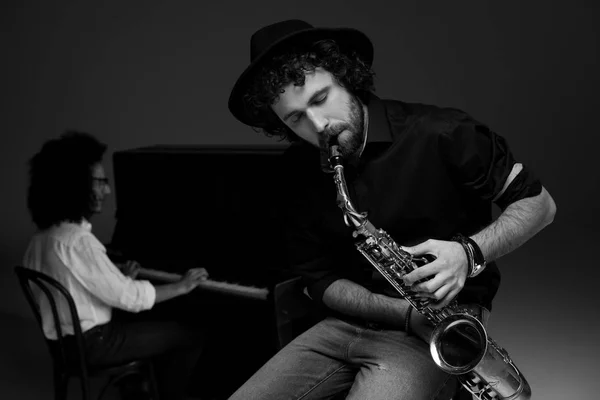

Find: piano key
[196,279,269,301]
[137,267,269,301]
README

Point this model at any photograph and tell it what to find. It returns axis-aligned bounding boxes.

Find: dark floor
[0,312,112,400]
[0,291,287,400]
[0,312,210,400]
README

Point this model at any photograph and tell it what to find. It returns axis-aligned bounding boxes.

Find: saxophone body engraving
[327,144,531,400]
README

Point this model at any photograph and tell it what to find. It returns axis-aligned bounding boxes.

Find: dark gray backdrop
[2,1,597,399]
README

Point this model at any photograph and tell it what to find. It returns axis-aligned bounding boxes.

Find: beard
[319,94,365,170]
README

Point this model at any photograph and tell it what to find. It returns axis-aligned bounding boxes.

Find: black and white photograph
[1,1,597,399]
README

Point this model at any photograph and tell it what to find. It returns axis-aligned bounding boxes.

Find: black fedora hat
[228,19,374,126]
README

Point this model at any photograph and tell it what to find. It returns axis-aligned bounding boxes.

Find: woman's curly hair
[242,39,376,142]
[27,131,107,230]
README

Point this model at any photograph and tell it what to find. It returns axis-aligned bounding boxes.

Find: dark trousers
[83,303,205,400]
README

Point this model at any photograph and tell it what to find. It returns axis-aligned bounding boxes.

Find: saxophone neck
[328,144,373,234]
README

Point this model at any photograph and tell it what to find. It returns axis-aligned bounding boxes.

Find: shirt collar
[62,219,92,231]
[81,219,92,231]
[364,94,393,144]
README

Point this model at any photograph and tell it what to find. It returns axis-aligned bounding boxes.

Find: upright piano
[109,144,316,398]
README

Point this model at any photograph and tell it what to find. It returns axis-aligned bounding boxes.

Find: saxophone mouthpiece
[328,137,343,168]
[329,144,341,158]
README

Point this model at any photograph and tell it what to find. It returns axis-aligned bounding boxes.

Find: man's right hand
[178,268,209,294]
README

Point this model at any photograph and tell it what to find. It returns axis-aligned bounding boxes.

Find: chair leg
[97,376,119,400]
[53,369,69,400]
[97,371,139,400]
[97,365,160,400]
[79,375,91,400]
[146,362,160,400]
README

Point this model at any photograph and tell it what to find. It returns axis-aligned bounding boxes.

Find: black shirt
[282,94,539,311]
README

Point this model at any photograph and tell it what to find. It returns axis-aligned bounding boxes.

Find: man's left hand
[401,239,469,308]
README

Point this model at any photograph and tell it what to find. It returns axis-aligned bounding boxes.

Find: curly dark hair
[27,131,107,230]
[243,39,376,142]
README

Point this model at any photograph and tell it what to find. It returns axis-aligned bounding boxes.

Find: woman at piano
[23,131,209,400]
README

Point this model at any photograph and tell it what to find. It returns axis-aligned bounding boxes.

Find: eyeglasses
[92,177,110,186]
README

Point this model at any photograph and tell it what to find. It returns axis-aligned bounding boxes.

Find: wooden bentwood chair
[14,266,160,400]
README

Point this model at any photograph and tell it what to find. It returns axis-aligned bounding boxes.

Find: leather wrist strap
[454,237,474,277]
[452,234,486,278]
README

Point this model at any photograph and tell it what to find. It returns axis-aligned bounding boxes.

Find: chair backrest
[14,266,89,377]
[272,276,322,349]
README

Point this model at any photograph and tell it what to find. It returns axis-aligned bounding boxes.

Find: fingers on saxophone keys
[411,289,432,301]
[411,285,444,301]
[410,282,433,295]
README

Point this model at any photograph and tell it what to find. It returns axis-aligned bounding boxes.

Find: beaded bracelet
[404,306,413,336]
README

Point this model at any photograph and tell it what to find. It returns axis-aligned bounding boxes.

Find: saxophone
[327,144,531,400]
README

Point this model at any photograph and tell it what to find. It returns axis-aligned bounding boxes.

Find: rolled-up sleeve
[287,232,346,305]
[287,217,370,306]
[284,186,361,306]
[438,119,542,208]
[61,234,156,312]
[439,120,517,201]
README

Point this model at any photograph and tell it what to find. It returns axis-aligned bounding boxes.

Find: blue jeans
[228,316,460,400]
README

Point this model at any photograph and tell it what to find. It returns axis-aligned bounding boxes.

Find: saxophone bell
[429,314,488,375]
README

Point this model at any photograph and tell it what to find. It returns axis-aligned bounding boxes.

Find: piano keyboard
[137,267,270,301]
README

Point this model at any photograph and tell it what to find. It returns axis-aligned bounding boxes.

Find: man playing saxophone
[226,19,556,400]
